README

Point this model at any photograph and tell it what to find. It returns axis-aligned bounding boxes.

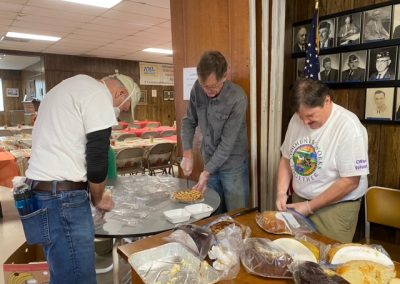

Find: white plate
[184,203,213,220]
[163,208,191,224]
[272,238,317,263]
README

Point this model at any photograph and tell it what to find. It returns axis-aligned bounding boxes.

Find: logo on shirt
[290,138,323,182]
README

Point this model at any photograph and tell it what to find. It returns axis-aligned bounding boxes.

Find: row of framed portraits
[296,46,400,83]
[293,3,400,53]
[364,87,400,121]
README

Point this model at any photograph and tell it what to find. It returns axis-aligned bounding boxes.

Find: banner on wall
[139,62,174,86]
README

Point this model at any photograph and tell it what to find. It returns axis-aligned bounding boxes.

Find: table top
[95,175,221,238]
[118,209,400,284]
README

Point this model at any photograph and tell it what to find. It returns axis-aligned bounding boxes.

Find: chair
[0,129,13,137]
[160,130,176,137]
[116,133,137,141]
[112,124,127,130]
[141,131,160,139]
[146,122,160,128]
[115,147,145,175]
[364,186,400,261]
[20,128,33,135]
[143,142,174,176]
[168,144,181,175]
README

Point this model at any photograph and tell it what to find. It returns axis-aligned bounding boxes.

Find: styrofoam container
[184,203,213,220]
[163,208,191,224]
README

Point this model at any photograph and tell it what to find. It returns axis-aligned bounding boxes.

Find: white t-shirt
[281,103,369,201]
[26,75,117,181]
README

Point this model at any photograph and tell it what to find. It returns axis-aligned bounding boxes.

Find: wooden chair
[116,133,137,141]
[0,129,13,137]
[160,130,176,137]
[364,186,400,261]
[141,131,160,139]
[115,147,145,175]
[143,142,174,176]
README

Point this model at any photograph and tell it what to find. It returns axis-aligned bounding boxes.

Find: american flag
[304,3,320,79]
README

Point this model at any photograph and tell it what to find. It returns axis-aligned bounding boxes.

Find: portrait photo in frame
[163,90,174,101]
[292,24,310,53]
[296,58,306,80]
[6,88,19,97]
[319,18,335,49]
[367,46,397,81]
[318,54,340,83]
[336,12,361,46]
[340,50,367,82]
[138,90,147,105]
[395,88,400,121]
[362,5,392,43]
[365,87,394,120]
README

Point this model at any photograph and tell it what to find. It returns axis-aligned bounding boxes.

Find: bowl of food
[171,189,204,204]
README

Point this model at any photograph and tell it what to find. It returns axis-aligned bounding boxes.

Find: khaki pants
[292,194,361,243]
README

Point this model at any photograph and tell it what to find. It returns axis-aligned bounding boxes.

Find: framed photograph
[318,54,340,82]
[395,88,400,121]
[367,46,397,81]
[362,6,392,43]
[292,24,310,53]
[336,12,361,46]
[319,18,335,49]
[392,4,400,39]
[340,50,367,82]
[6,88,19,97]
[365,87,394,120]
[138,90,147,105]
[296,58,306,79]
[163,90,174,101]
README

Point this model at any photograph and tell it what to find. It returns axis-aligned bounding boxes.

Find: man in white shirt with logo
[276,79,369,243]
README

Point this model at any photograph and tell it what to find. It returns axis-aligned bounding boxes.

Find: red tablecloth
[123,126,176,137]
[0,152,20,188]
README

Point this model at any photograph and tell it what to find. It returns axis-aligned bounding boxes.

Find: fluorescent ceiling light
[143,48,173,55]
[62,0,122,8]
[6,32,60,42]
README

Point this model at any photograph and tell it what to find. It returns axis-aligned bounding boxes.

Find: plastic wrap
[256,209,316,235]
[289,261,350,284]
[240,238,293,278]
[163,224,215,260]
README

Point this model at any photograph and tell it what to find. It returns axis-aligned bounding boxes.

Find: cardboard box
[3,242,49,284]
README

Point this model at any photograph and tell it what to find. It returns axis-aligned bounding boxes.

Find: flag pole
[315,1,320,53]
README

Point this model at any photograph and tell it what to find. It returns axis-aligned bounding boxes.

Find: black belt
[28,179,88,192]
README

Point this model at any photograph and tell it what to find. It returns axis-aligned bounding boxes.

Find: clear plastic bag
[256,209,316,235]
[163,224,215,260]
[289,260,350,283]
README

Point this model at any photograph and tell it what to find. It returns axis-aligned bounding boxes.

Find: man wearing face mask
[25,73,134,284]
[181,51,250,212]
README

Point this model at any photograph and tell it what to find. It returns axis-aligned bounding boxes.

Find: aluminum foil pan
[129,242,220,284]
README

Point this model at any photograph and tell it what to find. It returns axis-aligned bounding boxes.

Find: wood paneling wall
[0,69,23,125]
[170,0,251,180]
[284,0,400,242]
[43,54,174,126]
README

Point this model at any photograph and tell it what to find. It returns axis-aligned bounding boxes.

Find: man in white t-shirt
[24,73,134,284]
[276,79,369,243]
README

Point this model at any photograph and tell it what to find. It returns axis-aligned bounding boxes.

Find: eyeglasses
[199,80,224,93]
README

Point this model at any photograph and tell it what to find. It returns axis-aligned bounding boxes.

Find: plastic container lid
[184,203,213,220]
[163,208,191,224]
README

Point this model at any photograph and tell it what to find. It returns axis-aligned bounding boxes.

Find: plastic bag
[256,209,316,235]
[240,238,293,278]
[163,224,215,260]
[289,261,350,283]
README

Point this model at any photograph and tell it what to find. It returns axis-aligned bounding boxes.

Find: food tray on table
[129,242,220,284]
[170,189,204,204]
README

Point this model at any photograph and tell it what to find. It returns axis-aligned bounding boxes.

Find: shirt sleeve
[204,94,248,173]
[181,86,198,151]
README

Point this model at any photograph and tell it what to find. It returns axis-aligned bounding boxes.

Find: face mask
[114,107,121,119]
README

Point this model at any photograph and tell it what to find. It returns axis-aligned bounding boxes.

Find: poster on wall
[6,88,19,97]
[183,67,197,100]
[139,62,174,86]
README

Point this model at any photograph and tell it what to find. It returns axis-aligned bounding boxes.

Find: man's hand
[96,191,114,213]
[275,192,288,211]
[193,170,210,193]
[286,201,312,216]
[180,157,194,176]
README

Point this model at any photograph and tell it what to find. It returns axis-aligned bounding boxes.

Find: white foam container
[184,203,213,220]
[163,208,191,224]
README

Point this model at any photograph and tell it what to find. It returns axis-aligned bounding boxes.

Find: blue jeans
[20,186,96,284]
[207,160,250,213]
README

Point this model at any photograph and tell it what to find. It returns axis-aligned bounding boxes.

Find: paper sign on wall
[183,67,197,100]
[139,62,174,86]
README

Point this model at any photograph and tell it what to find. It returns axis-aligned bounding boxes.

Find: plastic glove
[193,171,209,193]
[180,157,194,176]
[275,193,288,211]
[286,201,311,216]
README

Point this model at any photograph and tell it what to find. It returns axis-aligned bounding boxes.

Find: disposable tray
[163,208,191,224]
[184,203,213,220]
[129,242,220,284]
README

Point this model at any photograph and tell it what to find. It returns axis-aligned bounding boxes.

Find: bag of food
[289,261,350,283]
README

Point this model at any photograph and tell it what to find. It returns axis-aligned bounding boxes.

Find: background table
[95,175,221,283]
